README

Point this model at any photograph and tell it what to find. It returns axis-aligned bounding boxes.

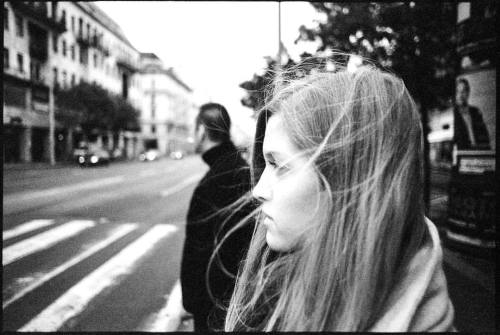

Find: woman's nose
[252,169,272,202]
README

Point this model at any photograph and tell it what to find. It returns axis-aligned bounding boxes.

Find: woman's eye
[267,160,288,174]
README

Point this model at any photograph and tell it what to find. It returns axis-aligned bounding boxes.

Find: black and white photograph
[3,1,496,332]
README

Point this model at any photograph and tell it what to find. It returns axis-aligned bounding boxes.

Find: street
[2,161,496,332]
[3,157,205,331]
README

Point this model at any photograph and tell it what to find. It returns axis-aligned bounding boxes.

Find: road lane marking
[141,279,190,331]
[3,223,138,309]
[2,221,95,266]
[160,173,204,198]
[3,220,56,241]
[3,176,125,207]
[18,224,178,332]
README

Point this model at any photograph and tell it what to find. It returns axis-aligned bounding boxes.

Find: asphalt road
[3,157,206,331]
[2,161,496,332]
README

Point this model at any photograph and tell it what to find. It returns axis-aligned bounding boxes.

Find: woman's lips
[262,213,273,227]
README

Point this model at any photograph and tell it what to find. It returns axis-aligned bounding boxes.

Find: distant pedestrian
[180,103,254,332]
[224,60,455,331]
[453,78,490,150]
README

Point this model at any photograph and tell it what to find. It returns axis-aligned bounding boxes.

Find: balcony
[456,16,495,55]
[76,34,91,49]
[116,57,139,73]
[10,2,66,34]
[29,43,48,62]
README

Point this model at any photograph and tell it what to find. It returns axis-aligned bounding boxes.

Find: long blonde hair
[224,59,428,331]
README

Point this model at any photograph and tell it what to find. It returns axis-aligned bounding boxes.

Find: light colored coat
[370,218,456,332]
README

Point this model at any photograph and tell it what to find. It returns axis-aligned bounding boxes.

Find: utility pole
[277,2,282,69]
[48,31,56,165]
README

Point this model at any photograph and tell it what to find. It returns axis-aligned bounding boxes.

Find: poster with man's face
[454,69,496,151]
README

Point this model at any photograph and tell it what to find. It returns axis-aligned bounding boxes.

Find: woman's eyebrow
[264,151,286,162]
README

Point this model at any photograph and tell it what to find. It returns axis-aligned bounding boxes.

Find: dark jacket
[180,141,254,329]
[453,105,490,150]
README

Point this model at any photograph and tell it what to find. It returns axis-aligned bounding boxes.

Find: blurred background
[3,1,496,332]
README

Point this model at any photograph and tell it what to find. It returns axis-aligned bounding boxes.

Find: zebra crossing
[2,218,192,332]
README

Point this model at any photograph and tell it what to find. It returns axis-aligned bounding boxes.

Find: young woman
[222,61,455,331]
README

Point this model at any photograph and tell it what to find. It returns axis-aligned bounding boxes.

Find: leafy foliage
[240,2,458,113]
[55,82,140,134]
[297,2,458,109]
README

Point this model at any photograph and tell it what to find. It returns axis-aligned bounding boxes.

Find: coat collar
[201,141,238,167]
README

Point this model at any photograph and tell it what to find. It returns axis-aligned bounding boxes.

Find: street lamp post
[48,32,56,165]
[277,2,282,70]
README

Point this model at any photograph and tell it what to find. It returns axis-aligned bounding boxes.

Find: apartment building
[4,2,144,163]
[139,53,197,156]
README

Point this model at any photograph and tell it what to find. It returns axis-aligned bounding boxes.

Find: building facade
[3,1,154,163]
[139,53,197,156]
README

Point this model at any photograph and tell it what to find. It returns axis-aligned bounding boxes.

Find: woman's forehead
[263,115,296,158]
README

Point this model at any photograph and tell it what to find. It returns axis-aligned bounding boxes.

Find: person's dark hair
[456,78,470,92]
[198,102,231,143]
[251,109,273,186]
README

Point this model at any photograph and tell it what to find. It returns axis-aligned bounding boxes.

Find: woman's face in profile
[253,114,325,252]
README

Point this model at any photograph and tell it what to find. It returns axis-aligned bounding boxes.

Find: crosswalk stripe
[2,220,95,266]
[3,220,56,241]
[18,224,178,332]
[3,223,138,309]
[141,279,188,331]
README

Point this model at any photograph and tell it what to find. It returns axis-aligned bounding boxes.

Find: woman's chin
[265,230,290,252]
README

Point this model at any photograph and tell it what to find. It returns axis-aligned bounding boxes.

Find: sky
[95,1,324,142]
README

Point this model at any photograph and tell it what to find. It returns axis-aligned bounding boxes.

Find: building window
[71,15,75,32]
[17,53,24,73]
[15,14,23,37]
[78,17,83,37]
[53,35,58,53]
[31,61,41,81]
[62,71,67,89]
[71,44,75,60]
[62,39,66,56]
[71,74,75,86]
[53,67,58,87]
[151,125,156,133]
[4,7,8,31]
[61,10,66,29]
[86,22,90,38]
[93,52,98,68]
[79,47,86,64]
[4,48,9,68]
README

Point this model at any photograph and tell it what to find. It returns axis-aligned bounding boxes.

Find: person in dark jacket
[453,78,490,150]
[180,102,254,332]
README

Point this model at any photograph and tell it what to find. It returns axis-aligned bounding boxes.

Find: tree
[112,95,140,132]
[55,82,140,137]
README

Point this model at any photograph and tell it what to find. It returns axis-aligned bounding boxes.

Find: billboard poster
[453,69,496,151]
[447,69,496,248]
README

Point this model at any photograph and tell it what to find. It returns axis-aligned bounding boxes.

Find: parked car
[110,147,124,161]
[77,148,111,167]
[139,148,161,162]
[170,150,184,160]
[72,143,89,162]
